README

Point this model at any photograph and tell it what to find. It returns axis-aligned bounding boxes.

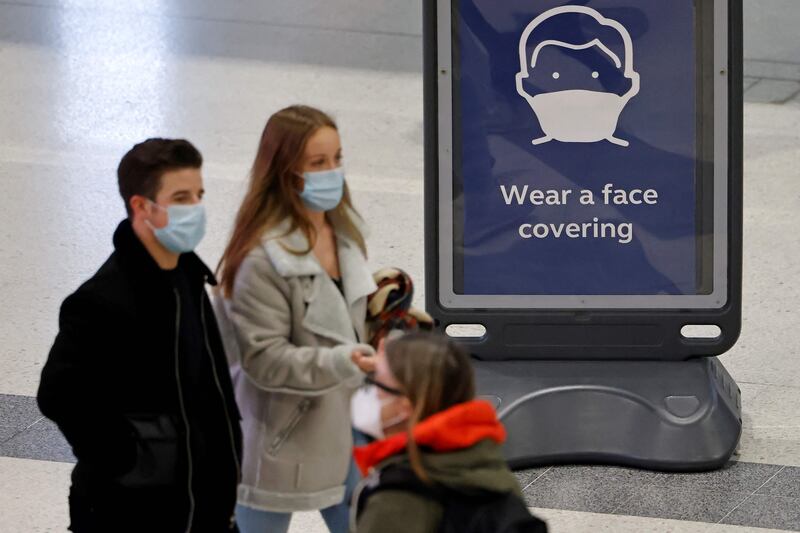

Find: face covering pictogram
[515,5,640,147]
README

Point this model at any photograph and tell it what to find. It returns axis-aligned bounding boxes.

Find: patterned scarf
[366,268,434,349]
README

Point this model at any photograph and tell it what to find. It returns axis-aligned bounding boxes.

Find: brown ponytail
[384,333,475,483]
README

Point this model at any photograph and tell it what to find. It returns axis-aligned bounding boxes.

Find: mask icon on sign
[515,6,640,147]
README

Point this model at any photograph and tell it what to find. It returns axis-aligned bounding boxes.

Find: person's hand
[351,350,376,373]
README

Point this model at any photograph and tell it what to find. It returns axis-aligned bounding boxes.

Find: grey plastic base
[474,357,742,472]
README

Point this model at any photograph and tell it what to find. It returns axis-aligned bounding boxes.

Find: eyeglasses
[364,375,404,397]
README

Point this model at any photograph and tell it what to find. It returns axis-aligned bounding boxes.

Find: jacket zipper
[269,398,312,455]
[199,285,243,487]
[173,288,196,533]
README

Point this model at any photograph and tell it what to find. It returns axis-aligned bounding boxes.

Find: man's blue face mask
[299,167,345,212]
[146,201,207,254]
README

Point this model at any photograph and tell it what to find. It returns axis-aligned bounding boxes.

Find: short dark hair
[117,138,203,217]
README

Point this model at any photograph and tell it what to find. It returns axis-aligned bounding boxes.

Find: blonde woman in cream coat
[215,106,377,533]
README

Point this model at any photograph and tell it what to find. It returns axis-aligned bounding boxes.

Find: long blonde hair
[384,333,476,483]
[217,105,366,297]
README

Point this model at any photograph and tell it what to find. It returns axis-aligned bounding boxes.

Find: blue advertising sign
[453,0,710,297]
[424,0,743,470]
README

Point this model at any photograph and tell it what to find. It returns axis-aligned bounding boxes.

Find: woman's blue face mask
[299,167,345,212]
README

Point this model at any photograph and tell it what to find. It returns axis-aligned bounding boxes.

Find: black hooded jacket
[38,219,242,533]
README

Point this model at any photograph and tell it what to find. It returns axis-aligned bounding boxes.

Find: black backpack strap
[356,464,443,520]
[435,488,549,533]
[356,465,548,533]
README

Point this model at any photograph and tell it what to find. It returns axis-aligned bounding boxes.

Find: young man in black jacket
[38,138,243,533]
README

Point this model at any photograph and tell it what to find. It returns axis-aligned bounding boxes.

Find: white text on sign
[499,183,659,245]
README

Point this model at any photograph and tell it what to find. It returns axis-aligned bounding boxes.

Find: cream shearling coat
[214,215,377,512]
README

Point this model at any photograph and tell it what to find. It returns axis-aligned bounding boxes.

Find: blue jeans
[236,431,368,533]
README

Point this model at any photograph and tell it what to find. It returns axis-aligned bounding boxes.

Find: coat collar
[113,219,216,286]
[261,212,376,345]
[261,211,375,306]
[353,400,506,475]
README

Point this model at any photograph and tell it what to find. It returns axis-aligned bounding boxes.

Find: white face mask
[529,89,630,146]
[351,386,408,440]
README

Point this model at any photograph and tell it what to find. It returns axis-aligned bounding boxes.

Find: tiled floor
[2,393,799,531]
[1,1,799,532]
[516,463,800,531]
[743,0,800,105]
[0,394,75,464]
[744,75,800,105]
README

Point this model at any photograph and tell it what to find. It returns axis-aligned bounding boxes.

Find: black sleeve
[37,290,135,474]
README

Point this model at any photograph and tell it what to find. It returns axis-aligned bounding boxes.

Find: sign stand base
[474,357,741,471]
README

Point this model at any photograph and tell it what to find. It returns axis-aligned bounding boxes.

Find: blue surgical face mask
[299,168,345,212]
[146,202,207,254]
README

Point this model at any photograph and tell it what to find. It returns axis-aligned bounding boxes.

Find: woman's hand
[351,350,376,373]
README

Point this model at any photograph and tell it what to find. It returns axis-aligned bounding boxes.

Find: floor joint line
[521,466,552,492]
[716,465,785,524]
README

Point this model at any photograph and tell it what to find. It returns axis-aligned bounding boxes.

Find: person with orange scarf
[350,333,547,533]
